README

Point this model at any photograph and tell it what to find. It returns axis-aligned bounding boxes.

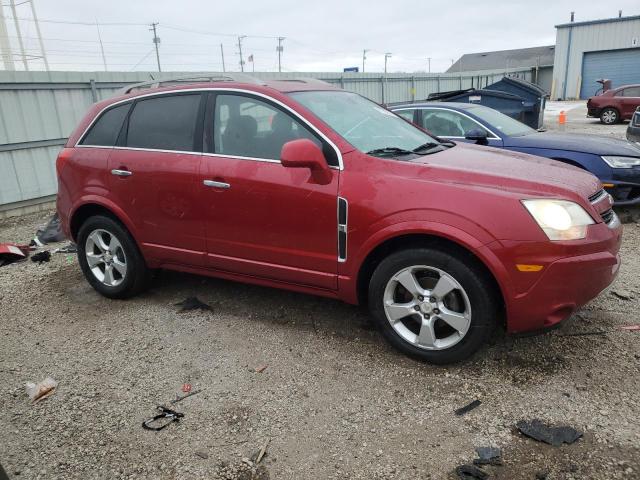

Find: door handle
[111,169,132,177]
[203,180,230,189]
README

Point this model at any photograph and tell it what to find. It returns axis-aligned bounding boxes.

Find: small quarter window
[395,109,416,122]
[126,94,202,152]
[80,103,130,147]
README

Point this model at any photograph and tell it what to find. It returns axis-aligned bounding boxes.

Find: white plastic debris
[25,377,58,403]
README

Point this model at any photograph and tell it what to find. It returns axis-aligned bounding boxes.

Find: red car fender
[339,220,513,309]
[69,195,140,243]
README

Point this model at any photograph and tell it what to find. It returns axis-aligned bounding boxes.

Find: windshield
[289,90,441,155]
[467,105,535,137]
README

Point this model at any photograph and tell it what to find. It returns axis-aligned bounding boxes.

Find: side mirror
[281,139,332,184]
[465,128,489,146]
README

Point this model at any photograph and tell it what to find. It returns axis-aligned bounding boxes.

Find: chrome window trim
[74,87,344,170]
[202,152,280,164]
[392,106,501,140]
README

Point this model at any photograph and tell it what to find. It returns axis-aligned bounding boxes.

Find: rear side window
[126,94,201,152]
[80,103,130,146]
[623,87,640,97]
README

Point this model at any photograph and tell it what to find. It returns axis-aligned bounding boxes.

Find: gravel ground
[1,110,639,480]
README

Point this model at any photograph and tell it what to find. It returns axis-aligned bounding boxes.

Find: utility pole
[427,57,431,73]
[277,37,284,73]
[96,20,107,71]
[0,3,16,71]
[9,1,28,70]
[384,52,392,74]
[28,0,48,71]
[362,49,369,73]
[150,22,161,72]
[220,43,226,72]
[237,35,246,72]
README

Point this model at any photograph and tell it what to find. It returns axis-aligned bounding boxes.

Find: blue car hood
[505,132,640,156]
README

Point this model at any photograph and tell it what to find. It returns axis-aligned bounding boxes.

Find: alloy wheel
[84,228,127,287]
[383,265,472,350]
[602,110,617,124]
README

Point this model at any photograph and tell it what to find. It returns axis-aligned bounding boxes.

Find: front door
[108,92,206,266]
[200,92,340,290]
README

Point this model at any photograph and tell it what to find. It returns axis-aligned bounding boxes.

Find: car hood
[413,143,601,200]
[504,131,640,156]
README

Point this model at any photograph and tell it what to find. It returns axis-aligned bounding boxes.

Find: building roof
[556,14,640,29]
[446,45,555,73]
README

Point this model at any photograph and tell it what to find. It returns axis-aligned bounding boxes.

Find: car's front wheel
[368,248,499,364]
[77,215,150,299]
[600,108,619,125]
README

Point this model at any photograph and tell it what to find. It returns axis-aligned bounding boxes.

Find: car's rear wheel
[77,215,150,299]
[368,248,499,364]
[600,108,619,125]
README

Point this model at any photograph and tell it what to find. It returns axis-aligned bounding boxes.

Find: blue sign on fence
[343,67,359,72]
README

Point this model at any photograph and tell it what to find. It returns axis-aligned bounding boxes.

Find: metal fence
[0,68,533,213]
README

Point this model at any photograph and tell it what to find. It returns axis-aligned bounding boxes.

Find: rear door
[417,108,503,147]
[200,91,340,290]
[108,92,207,266]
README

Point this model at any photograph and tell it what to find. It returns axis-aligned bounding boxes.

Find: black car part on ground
[516,419,582,446]
[142,406,184,431]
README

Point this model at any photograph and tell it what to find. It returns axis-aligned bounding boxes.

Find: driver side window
[213,94,320,161]
[421,109,487,138]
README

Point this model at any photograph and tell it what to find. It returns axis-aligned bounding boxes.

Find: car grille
[600,208,615,225]
[588,189,606,203]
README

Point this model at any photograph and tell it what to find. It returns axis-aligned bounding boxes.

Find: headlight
[601,156,640,168]
[522,199,595,241]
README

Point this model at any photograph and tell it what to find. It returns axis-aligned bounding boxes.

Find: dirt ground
[1,105,639,480]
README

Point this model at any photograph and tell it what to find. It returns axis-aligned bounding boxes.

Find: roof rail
[119,73,266,95]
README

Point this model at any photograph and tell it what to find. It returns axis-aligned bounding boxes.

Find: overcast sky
[2,0,638,73]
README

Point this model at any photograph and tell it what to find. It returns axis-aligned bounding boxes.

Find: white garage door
[580,48,640,99]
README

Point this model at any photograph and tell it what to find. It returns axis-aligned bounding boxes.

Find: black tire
[77,215,150,299]
[600,108,619,125]
[368,248,499,364]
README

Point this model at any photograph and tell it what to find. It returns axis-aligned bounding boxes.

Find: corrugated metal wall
[552,16,640,99]
[0,68,532,210]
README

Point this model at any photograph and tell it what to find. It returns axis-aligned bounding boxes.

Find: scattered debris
[250,439,271,465]
[620,324,640,331]
[611,289,633,300]
[473,447,502,466]
[455,464,488,480]
[516,419,582,446]
[30,250,51,263]
[194,450,209,459]
[53,242,77,254]
[255,364,268,374]
[31,213,65,246]
[175,296,211,312]
[182,383,192,393]
[142,406,184,431]
[0,243,28,267]
[25,377,58,403]
[455,399,482,416]
[170,389,202,405]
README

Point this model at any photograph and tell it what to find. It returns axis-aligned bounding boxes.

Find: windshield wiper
[366,147,414,157]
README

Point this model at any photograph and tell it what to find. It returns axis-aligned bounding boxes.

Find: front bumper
[604,167,640,205]
[587,107,601,118]
[482,220,623,333]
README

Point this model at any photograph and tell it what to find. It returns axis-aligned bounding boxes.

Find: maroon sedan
[56,77,622,363]
[587,84,640,124]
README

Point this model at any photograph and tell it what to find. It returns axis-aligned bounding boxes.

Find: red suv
[57,77,622,364]
[587,84,640,124]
